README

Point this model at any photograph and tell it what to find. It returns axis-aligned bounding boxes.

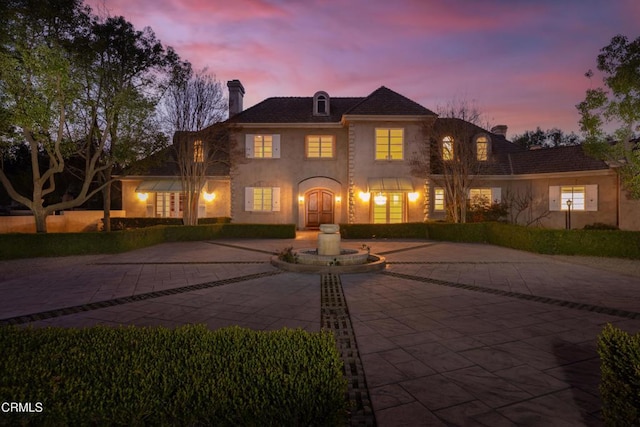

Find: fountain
[271,224,386,273]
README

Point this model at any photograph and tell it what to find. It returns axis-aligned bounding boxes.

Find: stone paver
[1,236,639,426]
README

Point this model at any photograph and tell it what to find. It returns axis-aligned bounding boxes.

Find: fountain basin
[271,252,386,274]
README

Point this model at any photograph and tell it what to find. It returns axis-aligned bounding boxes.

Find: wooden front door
[306,190,334,228]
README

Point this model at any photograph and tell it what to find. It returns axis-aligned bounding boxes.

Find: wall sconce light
[358,191,371,202]
[374,192,387,205]
[298,195,305,203]
[335,196,341,203]
[408,192,419,202]
[136,192,149,202]
[203,192,216,202]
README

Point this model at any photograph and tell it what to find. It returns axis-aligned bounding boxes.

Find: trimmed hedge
[0,324,347,426]
[598,324,640,426]
[106,216,232,230]
[339,222,640,259]
[0,224,296,260]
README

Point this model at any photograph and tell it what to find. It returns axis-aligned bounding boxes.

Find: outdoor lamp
[358,191,371,202]
[136,192,149,202]
[203,192,216,202]
[374,192,387,205]
[408,192,419,202]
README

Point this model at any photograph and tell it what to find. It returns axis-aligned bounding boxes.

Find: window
[156,192,184,218]
[469,188,501,206]
[193,140,204,163]
[434,188,445,211]
[306,135,334,158]
[372,192,404,223]
[313,91,330,116]
[245,187,281,212]
[442,136,454,161]
[375,128,404,160]
[245,134,280,158]
[476,136,488,161]
[549,185,597,211]
[561,186,585,210]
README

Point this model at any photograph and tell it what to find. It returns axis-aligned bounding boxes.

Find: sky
[85,0,638,138]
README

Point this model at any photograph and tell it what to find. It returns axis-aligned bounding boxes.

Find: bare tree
[163,67,228,225]
[412,98,492,223]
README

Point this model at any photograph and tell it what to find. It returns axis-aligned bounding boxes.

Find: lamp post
[566,199,572,229]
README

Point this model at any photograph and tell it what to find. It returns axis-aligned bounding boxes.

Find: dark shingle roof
[229,86,436,124]
[345,86,436,116]
[509,145,608,175]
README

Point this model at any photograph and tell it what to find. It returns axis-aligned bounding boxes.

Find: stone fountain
[271,224,386,273]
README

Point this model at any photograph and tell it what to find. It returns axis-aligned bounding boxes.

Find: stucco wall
[231,127,349,227]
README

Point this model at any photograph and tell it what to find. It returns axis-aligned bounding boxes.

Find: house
[119,80,640,230]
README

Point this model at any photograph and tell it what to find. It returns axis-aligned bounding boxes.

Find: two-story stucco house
[119,80,640,230]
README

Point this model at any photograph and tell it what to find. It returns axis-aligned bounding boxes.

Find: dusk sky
[86,0,638,138]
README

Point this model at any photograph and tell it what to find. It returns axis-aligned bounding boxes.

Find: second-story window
[306,135,334,158]
[442,136,454,161]
[245,134,280,158]
[193,140,204,163]
[375,128,404,160]
[476,136,488,161]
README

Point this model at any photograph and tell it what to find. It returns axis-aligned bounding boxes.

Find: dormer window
[476,135,489,161]
[313,91,330,116]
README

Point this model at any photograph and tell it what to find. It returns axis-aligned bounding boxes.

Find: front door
[306,189,334,228]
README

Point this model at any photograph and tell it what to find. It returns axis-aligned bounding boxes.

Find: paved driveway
[1,236,639,426]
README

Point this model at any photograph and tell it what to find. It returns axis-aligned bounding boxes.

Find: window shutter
[272,187,281,211]
[272,135,281,158]
[549,186,560,211]
[491,187,502,203]
[245,187,254,211]
[245,134,254,158]
[585,184,598,211]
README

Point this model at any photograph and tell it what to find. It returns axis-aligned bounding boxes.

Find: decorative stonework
[348,123,356,224]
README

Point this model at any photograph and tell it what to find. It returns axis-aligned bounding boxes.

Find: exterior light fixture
[566,199,572,229]
[374,192,387,206]
[335,196,341,203]
[358,191,371,202]
[203,192,216,202]
[136,192,149,202]
[298,196,305,203]
[407,192,419,202]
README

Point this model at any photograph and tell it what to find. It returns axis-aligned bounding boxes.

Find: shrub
[0,325,347,426]
[106,217,231,230]
[598,324,640,426]
[584,222,619,230]
[340,223,428,239]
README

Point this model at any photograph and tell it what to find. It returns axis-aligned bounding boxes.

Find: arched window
[476,135,489,161]
[313,91,330,116]
[442,136,454,161]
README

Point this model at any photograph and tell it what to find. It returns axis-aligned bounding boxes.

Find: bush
[106,217,231,230]
[598,324,640,426]
[0,224,296,260]
[340,223,429,239]
[0,325,347,426]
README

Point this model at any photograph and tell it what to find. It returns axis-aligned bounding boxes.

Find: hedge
[339,222,640,259]
[598,324,640,426]
[0,325,347,426]
[106,217,232,230]
[0,224,296,260]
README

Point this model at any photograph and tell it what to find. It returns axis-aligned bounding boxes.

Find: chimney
[227,79,245,117]
[491,125,508,138]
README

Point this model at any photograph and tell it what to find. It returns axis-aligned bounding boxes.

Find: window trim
[305,135,335,159]
[245,134,281,159]
[375,128,404,161]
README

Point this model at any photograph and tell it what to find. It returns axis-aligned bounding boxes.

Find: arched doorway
[305,189,334,228]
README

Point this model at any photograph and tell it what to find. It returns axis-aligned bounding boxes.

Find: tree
[163,67,228,225]
[0,0,101,233]
[577,34,640,198]
[73,15,177,231]
[512,127,580,149]
[411,99,491,223]
[0,1,178,232]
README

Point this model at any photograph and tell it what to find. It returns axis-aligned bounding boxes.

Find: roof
[229,86,436,124]
[509,145,609,175]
